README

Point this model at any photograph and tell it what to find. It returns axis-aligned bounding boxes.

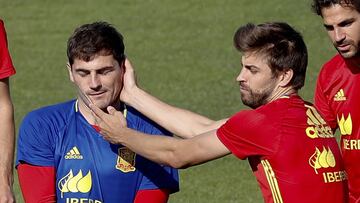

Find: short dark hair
[67,21,125,66]
[233,22,308,90]
[312,0,360,16]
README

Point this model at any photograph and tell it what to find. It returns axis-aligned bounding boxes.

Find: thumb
[107,106,117,115]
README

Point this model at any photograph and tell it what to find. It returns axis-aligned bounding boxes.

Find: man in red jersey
[90,22,348,202]
[0,19,16,203]
[312,0,360,202]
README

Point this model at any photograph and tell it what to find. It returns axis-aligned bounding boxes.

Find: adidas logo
[334,89,346,101]
[305,105,333,139]
[65,146,83,160]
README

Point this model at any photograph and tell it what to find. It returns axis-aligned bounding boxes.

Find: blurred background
[1,0,336,202]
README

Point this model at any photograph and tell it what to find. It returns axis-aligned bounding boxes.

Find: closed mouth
[88,91,106,96]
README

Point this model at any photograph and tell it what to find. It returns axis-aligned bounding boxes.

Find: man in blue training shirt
[16,21,179,203]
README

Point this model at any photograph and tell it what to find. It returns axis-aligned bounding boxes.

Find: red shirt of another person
[315,54,360,202]
[217,95,347,203]
[0,19,16,79]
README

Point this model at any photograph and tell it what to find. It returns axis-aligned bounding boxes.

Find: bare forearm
[0,103,15,188]
[124,87,224,138]
[107,127,230,169]
[119,128,189,168]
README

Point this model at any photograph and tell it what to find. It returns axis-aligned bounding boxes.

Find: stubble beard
[240,88,272,109]
[335,40,360,59]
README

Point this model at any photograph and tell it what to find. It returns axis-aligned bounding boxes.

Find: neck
[267,86,296,103]
[347,57,360,69]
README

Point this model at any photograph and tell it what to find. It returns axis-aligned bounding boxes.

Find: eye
[76,70,90,77]
[324,24,334,31]
[249,68,258,74]
[97,67,114,75]
[339,20,353,28]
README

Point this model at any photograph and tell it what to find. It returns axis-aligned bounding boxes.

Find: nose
[236,68,246,82]
[334,27,345,43]
[89,74,102,90]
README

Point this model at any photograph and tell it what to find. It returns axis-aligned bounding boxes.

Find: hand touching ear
[120,58,138,103]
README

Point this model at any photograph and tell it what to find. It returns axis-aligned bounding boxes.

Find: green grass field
[2,0,338,202]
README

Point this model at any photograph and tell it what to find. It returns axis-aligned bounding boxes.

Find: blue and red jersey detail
[16,100,179,203]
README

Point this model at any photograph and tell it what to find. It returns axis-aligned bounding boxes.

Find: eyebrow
[243,64,260,70]
[324,17,355,27]
[74,66,115,72]
[338,18,355,26]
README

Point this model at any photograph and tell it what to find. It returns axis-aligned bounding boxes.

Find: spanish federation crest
[116,147,136,172]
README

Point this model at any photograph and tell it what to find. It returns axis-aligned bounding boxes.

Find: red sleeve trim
[0,20,16,78]
[17,163,56,203]
[134,189,169,203]
[92,125,101,132]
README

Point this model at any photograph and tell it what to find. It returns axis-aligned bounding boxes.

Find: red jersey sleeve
[134,189,169,203]
[314,68,337,129]
[17,163,56,203]
[216,110,278,160]
[0,20,16,79]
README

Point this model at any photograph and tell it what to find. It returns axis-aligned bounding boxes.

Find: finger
[107,106,117,115]
[92,111,101,126]
[99,131,116,144]
[89,104,106,119]
[124,58,135,74]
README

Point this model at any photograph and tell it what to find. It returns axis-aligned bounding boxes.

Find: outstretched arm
[91,105,231,168]
[120,59,227,138]
[0,78,15,203]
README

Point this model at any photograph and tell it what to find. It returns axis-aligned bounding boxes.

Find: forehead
[322,4,360,24]
[72,54,119,70]
[241,52,270,69]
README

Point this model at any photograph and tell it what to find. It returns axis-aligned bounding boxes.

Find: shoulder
[255,97,295,118]
[125,105,171,136]
[228,99,287,125]
[21,100,76,129]
[318,54,345,78]
[225,108,270,134]
[231,96,303,126]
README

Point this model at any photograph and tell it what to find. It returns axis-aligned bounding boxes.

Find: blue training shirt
[16,100,179,203]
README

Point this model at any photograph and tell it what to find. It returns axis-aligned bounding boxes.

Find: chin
[338,48,358,59]
[340,52,356,59]
[92,102,109,110]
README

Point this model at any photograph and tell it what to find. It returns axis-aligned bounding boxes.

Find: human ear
[278,69,293,87]
[67,62,75,82]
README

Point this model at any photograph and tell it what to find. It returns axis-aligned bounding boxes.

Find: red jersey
[0,19,16,79]
[217,95,347,203]
[315,54,360,202]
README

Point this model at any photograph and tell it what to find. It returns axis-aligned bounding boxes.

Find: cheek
[252,76,268,87]
[72,77,87,89]
[327,31,335,41]
[351,30,360,44]
[108,76,123,93]
[253,77,275,92]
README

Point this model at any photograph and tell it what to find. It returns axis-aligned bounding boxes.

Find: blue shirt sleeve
[16,110,56,167]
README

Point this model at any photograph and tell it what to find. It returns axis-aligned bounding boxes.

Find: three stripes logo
[261,160,283,203]
[305,105,333,139]
[334,89,346,101]
[65,146,83,160]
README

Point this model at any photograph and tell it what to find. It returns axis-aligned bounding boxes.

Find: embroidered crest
[116,147,136,172]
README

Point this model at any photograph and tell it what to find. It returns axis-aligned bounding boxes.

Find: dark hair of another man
[233,22,308,90]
